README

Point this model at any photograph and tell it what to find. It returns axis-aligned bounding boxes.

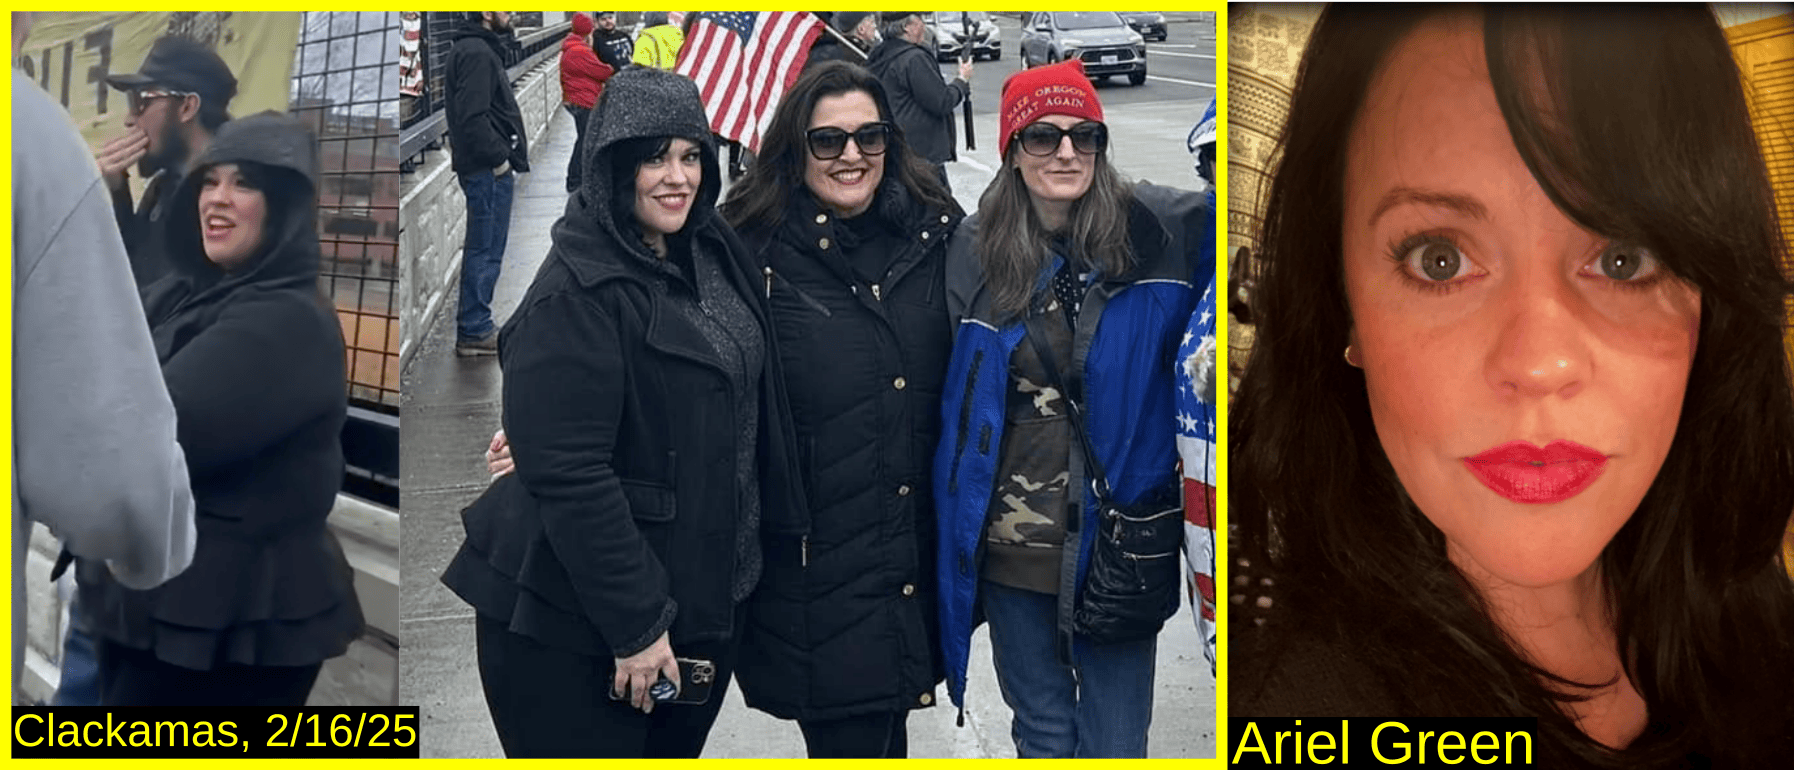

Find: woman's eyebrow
[1369,187,1488,226]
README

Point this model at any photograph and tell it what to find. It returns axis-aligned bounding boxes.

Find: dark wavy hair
[606,135,717,260]
[1232,4,1794,767]
[719,60,956,232]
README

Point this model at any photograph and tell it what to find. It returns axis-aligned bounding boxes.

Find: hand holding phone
[612,632,678,713]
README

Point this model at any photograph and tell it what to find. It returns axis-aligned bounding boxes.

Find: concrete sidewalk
[400,101,1216,759]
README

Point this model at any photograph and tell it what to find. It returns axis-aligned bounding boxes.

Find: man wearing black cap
[867,12,971,194]
[95,35,237,288]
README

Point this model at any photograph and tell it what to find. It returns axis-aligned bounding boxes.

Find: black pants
[475,611,743,758]
[95,640,321,707]
[565,104,591,193]
[798,710,910,758]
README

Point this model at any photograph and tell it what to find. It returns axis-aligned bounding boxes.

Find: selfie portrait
[1227,4,1794,767]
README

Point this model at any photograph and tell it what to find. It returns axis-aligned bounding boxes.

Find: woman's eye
[1401,238,1471,282]
[1588,242,1660,282]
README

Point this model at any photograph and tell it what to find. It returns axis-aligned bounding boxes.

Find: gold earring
[1344,345,1361,368]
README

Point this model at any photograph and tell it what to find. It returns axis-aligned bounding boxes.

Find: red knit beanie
[999,59,1104,158]
[571,12,594,36]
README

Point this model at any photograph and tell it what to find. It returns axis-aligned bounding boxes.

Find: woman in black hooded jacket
[441,66,804,758]
[76,111,363,706]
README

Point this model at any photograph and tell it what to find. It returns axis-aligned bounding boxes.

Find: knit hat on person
[834,11,872,32]
[998,58,1104,157]
[571,12,593,36]
[878,12,920,23]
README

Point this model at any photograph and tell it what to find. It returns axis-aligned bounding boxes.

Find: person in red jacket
[560,13,614,193]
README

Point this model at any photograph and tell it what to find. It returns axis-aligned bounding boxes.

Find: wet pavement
[400,51,1217,757]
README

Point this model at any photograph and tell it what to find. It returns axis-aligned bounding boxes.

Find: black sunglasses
[1015,121,1108,157]
[806,122,894,160]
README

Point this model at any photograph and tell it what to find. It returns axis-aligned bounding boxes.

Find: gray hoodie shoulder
[10,70,197,681]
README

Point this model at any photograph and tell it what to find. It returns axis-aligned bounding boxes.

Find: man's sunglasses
[1014,121,1108,157]
[806,122,894,160]
[128,89,197,116]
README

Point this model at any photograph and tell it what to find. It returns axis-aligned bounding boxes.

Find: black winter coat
[442,67,806,658]
[591,28,634,71]
[867,39,967,165]
[78,112,362,671]
[733,181,962,720]
[445,22,530,176]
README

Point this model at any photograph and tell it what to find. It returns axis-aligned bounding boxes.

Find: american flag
[675,11,826,155]
[1176,278,1219,676]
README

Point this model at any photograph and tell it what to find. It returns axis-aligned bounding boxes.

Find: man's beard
[137,121,190,179]
[490,15,511,34]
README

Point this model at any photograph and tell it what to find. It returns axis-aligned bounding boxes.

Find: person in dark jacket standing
[94,35,237,289]
[560,13,615,193]
[720,61,962,758]
[441,66,806,758]
[866,12,971,193]
[591,12,634,70]
[445,11,530,356]
[76,111,364,706]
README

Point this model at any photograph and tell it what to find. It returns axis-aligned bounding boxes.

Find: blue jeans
[983,580,1156,758]
[457,169,516,340]
[52,593,101,706]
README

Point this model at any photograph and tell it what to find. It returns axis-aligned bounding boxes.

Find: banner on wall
[17,12,302,153]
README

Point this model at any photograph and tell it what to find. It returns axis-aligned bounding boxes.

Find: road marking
[1151,49,1216,60]
[957,155,995,174]
[1147,74,1215,88]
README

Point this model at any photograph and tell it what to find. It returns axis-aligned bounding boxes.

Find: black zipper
[946,348,984,495]
[768,266,832,317]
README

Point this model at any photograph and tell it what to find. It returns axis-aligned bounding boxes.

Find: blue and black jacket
[932,182,1213,713]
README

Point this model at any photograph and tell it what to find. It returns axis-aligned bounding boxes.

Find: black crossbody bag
[1025,315,1183,645]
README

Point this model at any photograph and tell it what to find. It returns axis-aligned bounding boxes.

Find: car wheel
[1129,69,1146,86]
[993,47,1001,61]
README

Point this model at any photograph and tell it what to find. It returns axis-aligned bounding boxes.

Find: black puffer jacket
[733,179,962,720]
[441,68,806,658]
[78,111,362,671]
[445,20,530,176]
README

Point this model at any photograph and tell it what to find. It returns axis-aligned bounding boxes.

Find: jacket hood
[867,37,920,70]
[451,20,511,56]
[561,66,721,277]
[164,110,321,290]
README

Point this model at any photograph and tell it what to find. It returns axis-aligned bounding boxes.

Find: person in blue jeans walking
[444,11,530,355]
[933,59,1209,757]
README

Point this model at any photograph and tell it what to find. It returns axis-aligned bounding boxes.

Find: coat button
[893,376,907,390]
[902,583,915,596]
[920,231,930,240]
[919,692,933,706]
[940,214,950,223]
[897,484,912,496]
[815,213,828,225]
[819,237,831,250]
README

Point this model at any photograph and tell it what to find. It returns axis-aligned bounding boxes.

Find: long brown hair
[719,61,954,232]
[1232,5,1794,766]
[974,140,1133,321]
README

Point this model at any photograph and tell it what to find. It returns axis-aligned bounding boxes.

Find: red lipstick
[1462,441,1608,504]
